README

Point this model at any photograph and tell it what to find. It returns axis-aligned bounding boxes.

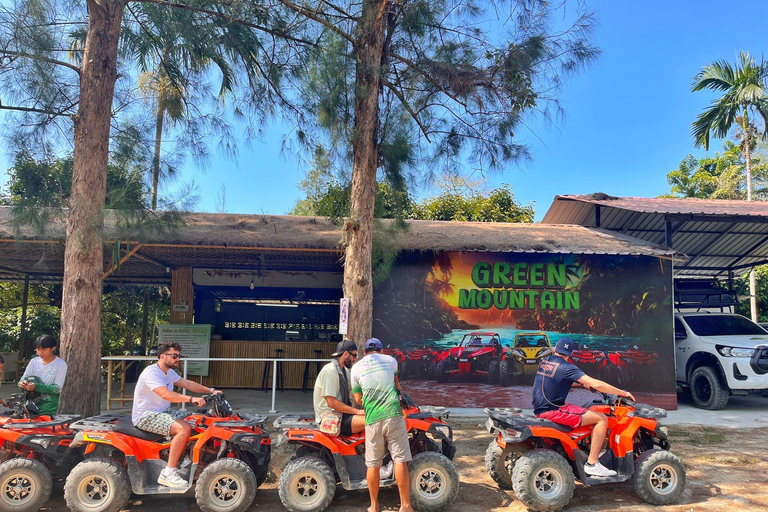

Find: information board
[158,324,211,376]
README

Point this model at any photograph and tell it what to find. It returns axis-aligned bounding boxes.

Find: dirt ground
[40,420,768,512]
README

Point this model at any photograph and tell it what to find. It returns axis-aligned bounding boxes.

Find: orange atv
[0,392,81,512]
[275,393,459,512]
[484,392,685,511]
[64,393,270,512]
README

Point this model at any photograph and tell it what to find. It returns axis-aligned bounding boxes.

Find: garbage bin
[125,346,146,383]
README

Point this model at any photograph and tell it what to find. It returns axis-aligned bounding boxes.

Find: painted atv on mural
[570,345,609,376]
[434,332,504,384]
[599,345,659,389]
[382,345,406,374]
[401,346,440,380]
[498,332,553,386]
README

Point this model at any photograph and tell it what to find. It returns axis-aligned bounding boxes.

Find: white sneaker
[379,461,394,480]
[584,462,617,477]
[158,467,187,488]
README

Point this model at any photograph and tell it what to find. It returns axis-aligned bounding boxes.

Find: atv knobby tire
[0,457,52,512]
[64,457,132,512]
[485,360,500,385]
[690,366,729,410]
[435,359,450,383]
[512,449,575,512]
[615,365,630,389]
[409,451,460,512]
[196,458,257,512]
[498,359,518,387]
[633,449,686,505]
[485,439,528,490]
[427,361,438,381]
[279,456,336,512]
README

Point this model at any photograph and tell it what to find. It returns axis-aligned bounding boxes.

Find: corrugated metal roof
[542,194,768,277]
[0,207,680,284]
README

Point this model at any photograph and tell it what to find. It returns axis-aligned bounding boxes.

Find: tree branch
[381,77,430,142]
[275,0,356,47]
[0,50,81,75]
[0,104,75,116]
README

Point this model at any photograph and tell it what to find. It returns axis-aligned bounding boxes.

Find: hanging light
[250,275,255,290]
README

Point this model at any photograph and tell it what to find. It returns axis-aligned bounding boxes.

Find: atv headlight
[717,345,756,357]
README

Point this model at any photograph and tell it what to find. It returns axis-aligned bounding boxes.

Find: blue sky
[4,0,768,221]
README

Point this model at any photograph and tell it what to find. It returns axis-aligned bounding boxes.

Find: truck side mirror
[674,331,686,341]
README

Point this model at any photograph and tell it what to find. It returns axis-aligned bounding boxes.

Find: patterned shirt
[351,353,402,425]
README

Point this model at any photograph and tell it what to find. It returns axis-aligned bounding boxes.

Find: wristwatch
[209,387,215,394]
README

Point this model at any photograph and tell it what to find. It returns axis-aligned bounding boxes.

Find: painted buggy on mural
[498,332,553,386]
[401,346,441,380]
[434,332,504,384]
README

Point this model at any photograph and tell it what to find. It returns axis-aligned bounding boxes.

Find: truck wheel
[409,451,460,512]
[64,457,131,512]
[279,456,336,512]
[0,458,52,512]
[427,361,438,381]
[435,360,450,383]
[690,366,729,410]
[498,360,512,387]
[512,449,575,512]
[485,439,527,490]
[400,360,411,380]
[196,458,257,512]
[633,449,686,505]
[485,360,500,385]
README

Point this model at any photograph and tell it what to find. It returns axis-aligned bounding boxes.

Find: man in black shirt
[532,337,636,478]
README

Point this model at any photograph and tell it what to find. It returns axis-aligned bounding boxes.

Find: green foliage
[413,185,534,223]
[664,142,768,200]
[0,283,59,353]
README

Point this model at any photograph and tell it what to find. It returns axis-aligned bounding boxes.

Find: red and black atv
[599,345,660,389]
[400,346,440,380]
[0,392,82,512]
[434,332,503,384]
[275,393,459,512]
[64,393,270,512]
[484,392,685,511]
[570,346,609,376]
[382,346,406,374]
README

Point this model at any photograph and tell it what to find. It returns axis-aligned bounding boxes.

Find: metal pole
[182,359,188,410]
[106,360,113,411]
[270,359,277,413]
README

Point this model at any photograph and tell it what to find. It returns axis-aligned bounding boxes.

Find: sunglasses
[350,352,358,358]
[163,353,182,359]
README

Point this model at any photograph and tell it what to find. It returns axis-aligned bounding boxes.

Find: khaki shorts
[364,416,412,468]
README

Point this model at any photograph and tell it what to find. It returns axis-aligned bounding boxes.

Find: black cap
[332,340,358,357]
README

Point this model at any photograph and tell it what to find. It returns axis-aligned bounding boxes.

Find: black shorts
[341,413,354,436]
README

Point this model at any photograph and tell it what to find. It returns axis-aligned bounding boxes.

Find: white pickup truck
[675,312,768,409]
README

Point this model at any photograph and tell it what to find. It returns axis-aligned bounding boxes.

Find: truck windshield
[684,315,767,336]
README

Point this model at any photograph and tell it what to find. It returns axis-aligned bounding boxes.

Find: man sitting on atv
[313,339,365,435]
[532,337,636,478]
[132,341,221,488]
[18,334,68,415]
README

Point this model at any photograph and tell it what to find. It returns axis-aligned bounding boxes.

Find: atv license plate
[525,359,537,364]
[459,358,469,362]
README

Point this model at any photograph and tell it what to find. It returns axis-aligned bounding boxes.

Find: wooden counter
[199,340,336,389]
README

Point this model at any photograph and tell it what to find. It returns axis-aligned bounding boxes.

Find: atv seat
[485,408,573,433]
[71,414,168,441]
[113,417,168,442]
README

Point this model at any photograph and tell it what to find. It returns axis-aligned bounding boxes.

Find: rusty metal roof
[542,193,768,277]
[0,206,679,284]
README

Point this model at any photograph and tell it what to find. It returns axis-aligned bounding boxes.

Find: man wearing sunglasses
[132,342,221,488]
[313,339,365,435]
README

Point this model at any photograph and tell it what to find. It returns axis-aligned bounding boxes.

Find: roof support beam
[103,243,143,280]
[666,213,768,224]
[594,205,601,228]
[726,233,768,270]
[684,222,738,264]
[131,252,176,271]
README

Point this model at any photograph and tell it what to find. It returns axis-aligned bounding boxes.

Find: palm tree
[691,51,768,320]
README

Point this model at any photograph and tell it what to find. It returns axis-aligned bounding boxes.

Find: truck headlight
[717,345,756,357]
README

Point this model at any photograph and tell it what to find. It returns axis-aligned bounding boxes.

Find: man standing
[18,335,67,415]
[532,337,636,477]
[132,342,221,488]
[313,339,365,435]
[351,338,413,512]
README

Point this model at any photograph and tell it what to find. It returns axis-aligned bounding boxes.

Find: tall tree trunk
[743,114,758,321]
[59,0,126,417]
[151,98,165,210]
[344,0,388,352]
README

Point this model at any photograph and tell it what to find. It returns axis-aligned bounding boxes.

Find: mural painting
[372,251,676,409]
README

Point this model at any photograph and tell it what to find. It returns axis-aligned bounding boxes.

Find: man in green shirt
[351,338,413,512]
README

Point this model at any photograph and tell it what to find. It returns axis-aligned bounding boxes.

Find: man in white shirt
[19,335,67,416]
[132,342,220,488]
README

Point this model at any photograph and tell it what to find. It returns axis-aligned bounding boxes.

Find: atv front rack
[69,415,126,431]
[208,413,268,429]
[2,414,81,430]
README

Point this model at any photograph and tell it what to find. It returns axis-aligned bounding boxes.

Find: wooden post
[18,275,29,357]
[170,267,194,324]
[140,289,150,348]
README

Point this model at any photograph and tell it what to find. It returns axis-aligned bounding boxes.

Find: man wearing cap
[533,337,636,478]
[18,334,68,416]
[351,338,413,512]
[313,339,365,435]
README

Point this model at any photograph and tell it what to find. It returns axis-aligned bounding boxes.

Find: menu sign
[158,324,211,376]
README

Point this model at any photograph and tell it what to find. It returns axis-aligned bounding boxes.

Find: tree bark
[151,98,165,210]
[743,114,758,321]
[59,0,126,417]
[344,0,389,352]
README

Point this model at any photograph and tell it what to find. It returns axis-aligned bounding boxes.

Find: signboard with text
[339,298,349,335]
[158,324,211,376]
